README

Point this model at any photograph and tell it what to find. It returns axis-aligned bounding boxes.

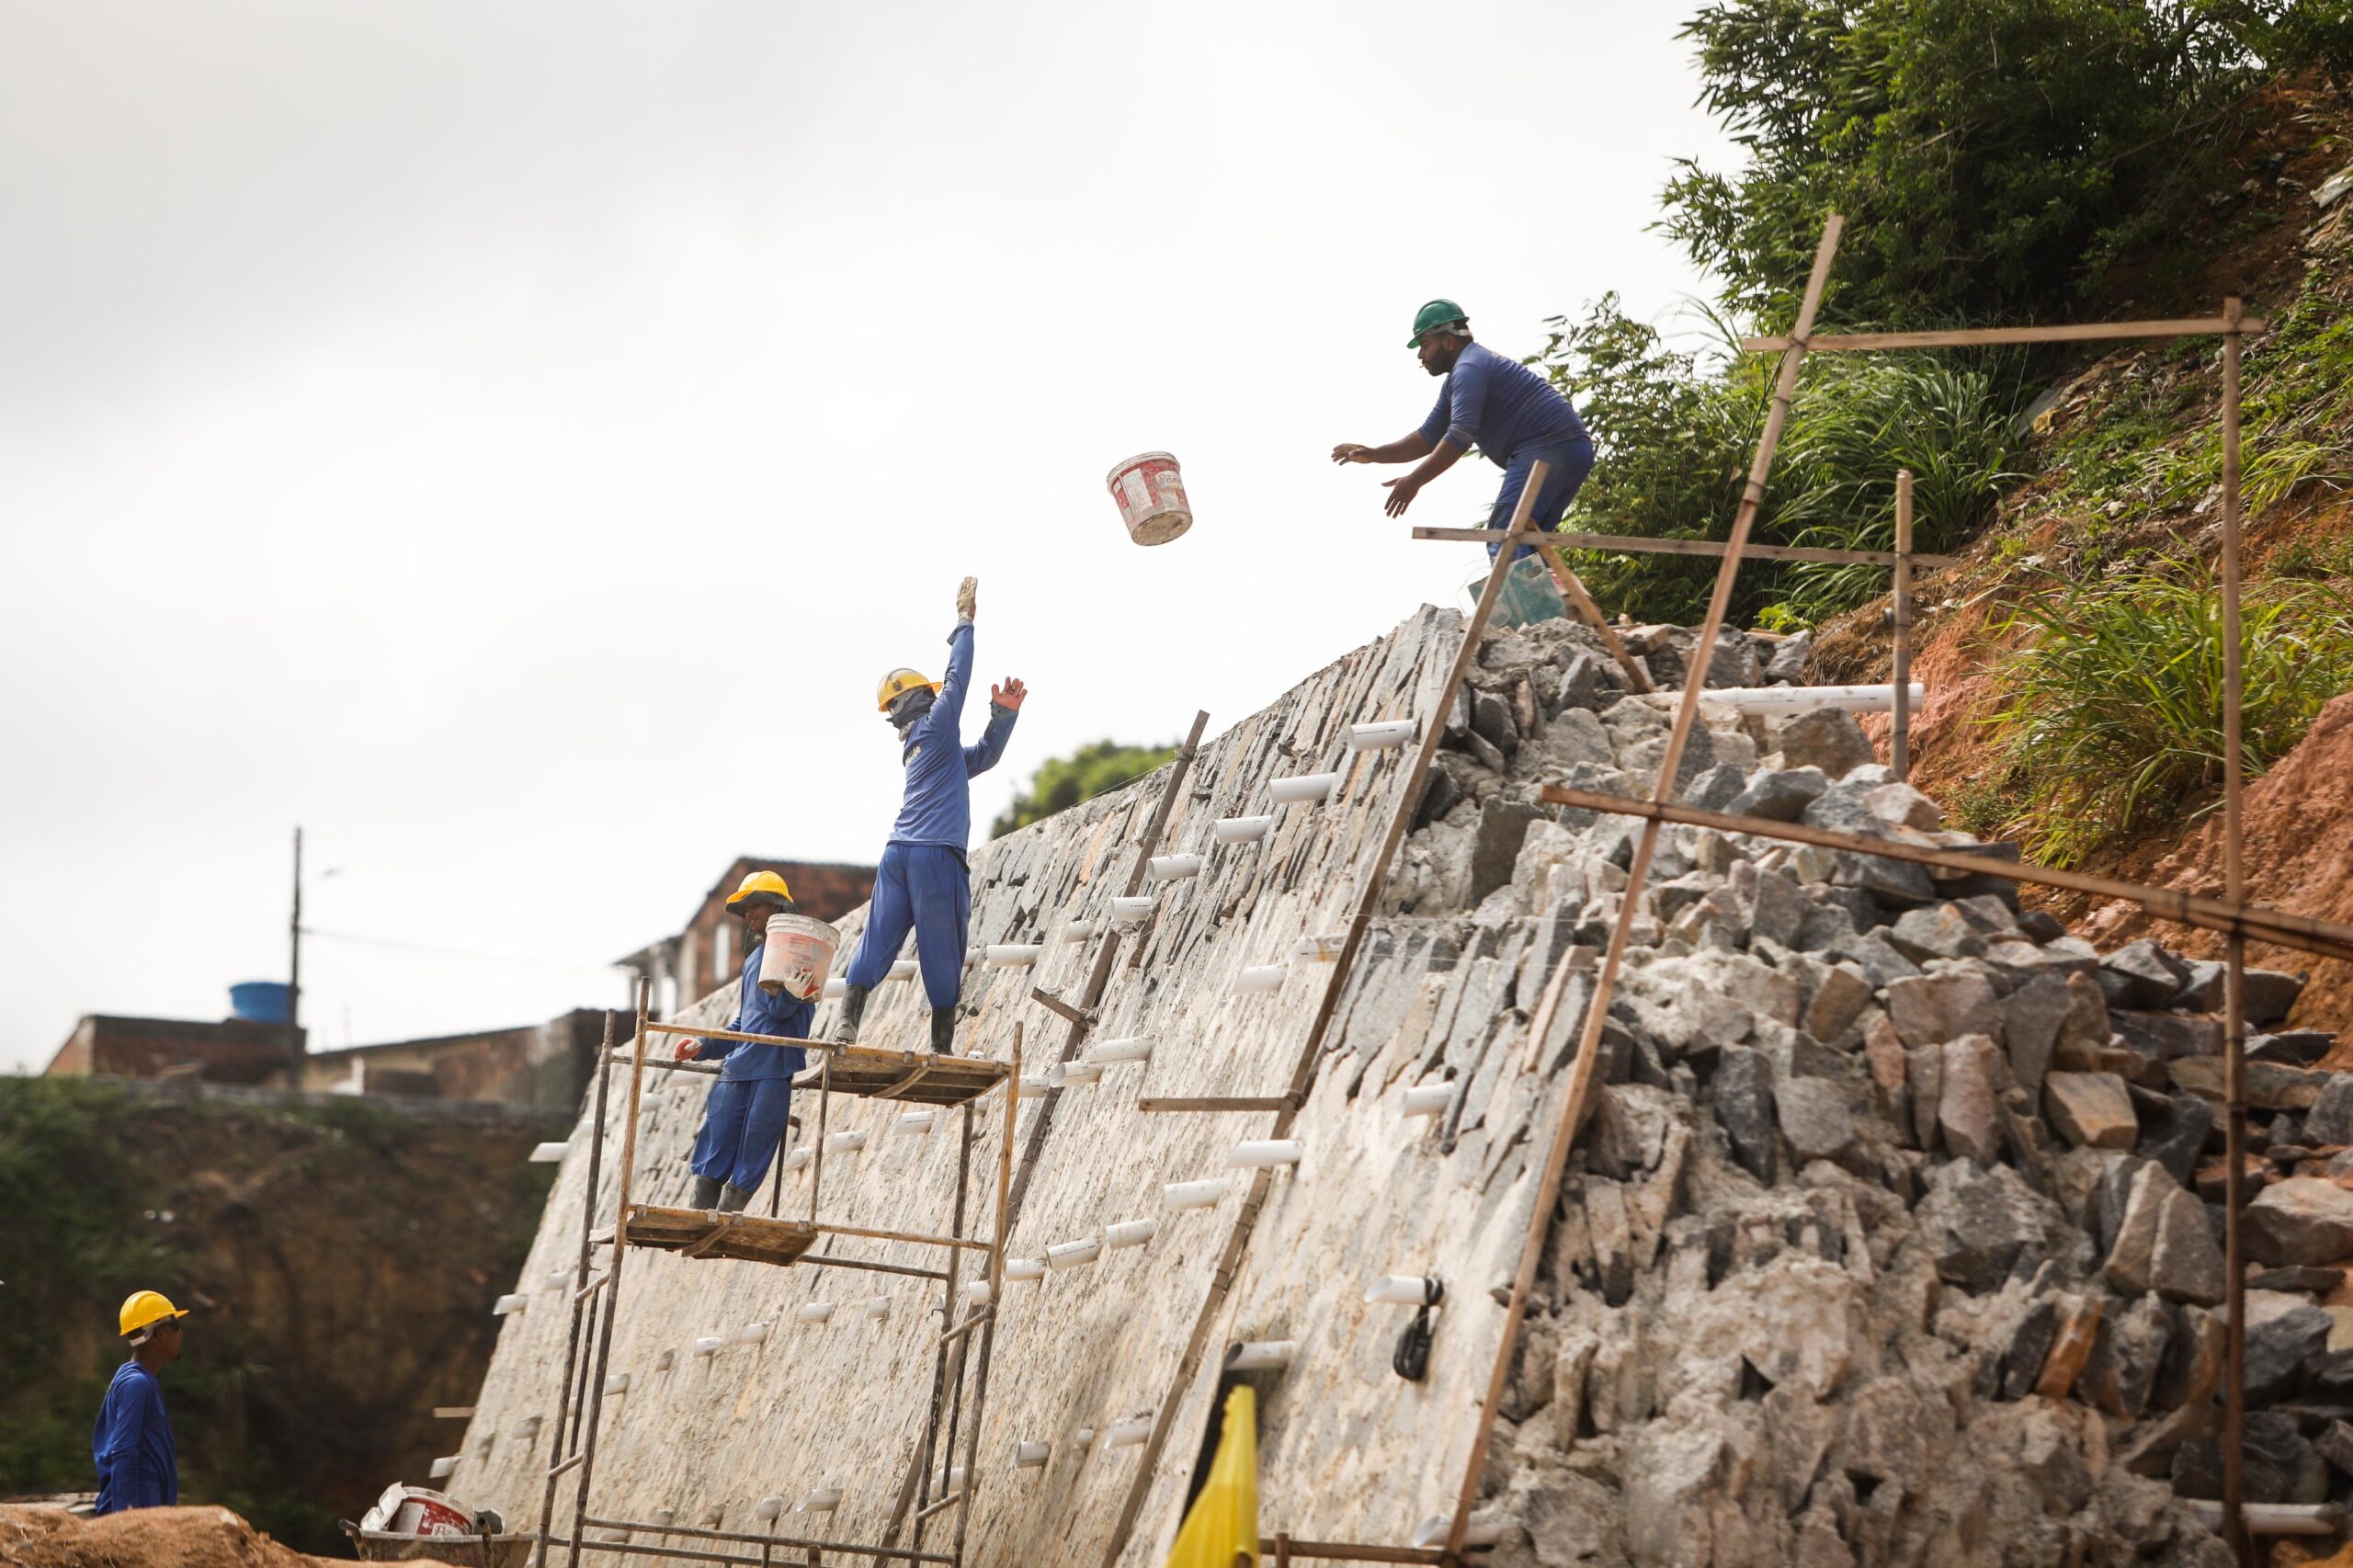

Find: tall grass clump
[1988,562,2353,866]
[1773,358,2026,619]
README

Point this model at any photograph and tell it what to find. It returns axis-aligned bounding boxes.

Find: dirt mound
[2082,690,2353,1036]
[0,1505,458,1568]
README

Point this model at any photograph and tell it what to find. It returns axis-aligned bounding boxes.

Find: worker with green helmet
[675,870,817,1211]
[93,1290,186,1513]
[836,575,1025,1055]
[1332,299,1596,562]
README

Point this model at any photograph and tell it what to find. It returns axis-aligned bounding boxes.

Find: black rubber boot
[928,1006,956,1056]
[689,1176,722,1210]
[837,983,871,1044]
[718,1183,756,1213]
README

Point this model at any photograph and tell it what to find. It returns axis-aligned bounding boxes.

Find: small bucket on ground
[1463,552,1565,630]
[759,915,843,1000]
[1107,451,1193,545]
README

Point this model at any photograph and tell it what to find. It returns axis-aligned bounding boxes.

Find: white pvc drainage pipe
[1699,681,1924,715]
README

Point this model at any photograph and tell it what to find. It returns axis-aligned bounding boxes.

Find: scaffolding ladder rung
[937,1308,992,1349]
[546,1450,585,1480]
[573,1272,609,1303]
[914,1490,965,1523]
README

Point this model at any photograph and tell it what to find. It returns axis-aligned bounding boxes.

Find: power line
[300,926,627,978]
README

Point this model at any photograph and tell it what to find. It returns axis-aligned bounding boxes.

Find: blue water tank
[229,982,291,1024]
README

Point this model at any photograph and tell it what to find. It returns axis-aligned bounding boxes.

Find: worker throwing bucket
[1107,451,1192,545]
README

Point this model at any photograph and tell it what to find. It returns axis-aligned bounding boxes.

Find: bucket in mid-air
[1107,451,1193,545]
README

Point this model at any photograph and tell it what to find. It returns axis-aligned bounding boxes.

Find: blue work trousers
[843,842,970,1010]
[690,1076,795,1192]
[1485,440,1595,560]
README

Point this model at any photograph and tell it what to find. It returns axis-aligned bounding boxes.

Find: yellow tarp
[1165,1384,1257,1568]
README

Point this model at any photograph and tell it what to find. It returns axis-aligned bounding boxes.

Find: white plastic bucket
[760,915,843,1001]
[1107,451,1193,546]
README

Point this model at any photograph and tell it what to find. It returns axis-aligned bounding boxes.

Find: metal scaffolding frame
[528,989,1021,1568]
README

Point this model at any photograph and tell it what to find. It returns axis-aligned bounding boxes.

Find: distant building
[44,1007,631,1115]
[614,856,875,1014]
[48,1015,300,1085]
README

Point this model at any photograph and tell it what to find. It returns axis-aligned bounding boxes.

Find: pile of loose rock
[1385,613,2336,1567]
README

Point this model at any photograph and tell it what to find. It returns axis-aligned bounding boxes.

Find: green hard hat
[1407,299,1468,347]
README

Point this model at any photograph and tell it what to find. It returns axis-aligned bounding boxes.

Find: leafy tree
[990,740,1178,837]
[1661,0,2344,330]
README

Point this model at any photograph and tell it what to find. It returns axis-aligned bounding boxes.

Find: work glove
[956,576,977,620]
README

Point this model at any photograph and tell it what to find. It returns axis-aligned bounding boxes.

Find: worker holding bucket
[836,575,1025,1056]
[1331,300,1596,578]
[676,871,824,1212]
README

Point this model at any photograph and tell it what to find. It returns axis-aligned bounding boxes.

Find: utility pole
[288,825,303,1082]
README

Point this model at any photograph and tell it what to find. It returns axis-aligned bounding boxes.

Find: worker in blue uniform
[94,1290,185,1514]
[1331,299,1597,560]
[836,575,1025,1055]
[678,871,815,1212]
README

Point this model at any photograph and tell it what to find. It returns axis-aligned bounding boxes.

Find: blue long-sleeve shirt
[695,946,813,1082]
[92,1359,176,1514]
[1416,341,1590,468]
[888,620,1017,850]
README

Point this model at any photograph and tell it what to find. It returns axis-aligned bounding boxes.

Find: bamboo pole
[947,1028,1018,1568]
[1536,786,2353,963]
[1529,545,1655,691]
[533,1015,617,1568]
[1095,482,1562,1568]
[2220,294,2251,1568]
[1135,1096,1296,1113]
[1442,213,1846,1562]
[1742,314,2262,353]
[1411,524,1954,570]
[1892,469,1914,781]
[807,1052,830,1226]
[563,981,651,1568]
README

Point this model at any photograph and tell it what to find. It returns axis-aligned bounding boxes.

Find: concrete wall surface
[448,605,1570,1564]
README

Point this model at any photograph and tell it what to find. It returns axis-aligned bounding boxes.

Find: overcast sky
[0,2,1739,1070]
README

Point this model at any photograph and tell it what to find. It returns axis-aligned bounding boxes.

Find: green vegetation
[0,1078,558,1555]
[990,739,1179,836]
[1527,299,2021,626]
[1662,0,2340,329]
[1986,563,2353,865]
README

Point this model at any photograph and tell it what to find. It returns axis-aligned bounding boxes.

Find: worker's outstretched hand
[992,676,1028,710]
[1382,474,1422,517]
[1331,442,1371,464]
[956,576,978,619]
[675,1038,699,1062]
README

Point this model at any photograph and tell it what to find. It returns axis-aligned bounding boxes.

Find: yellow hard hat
[725,870,795,912]
[119,1290,189,1338]
[876,667,939,713]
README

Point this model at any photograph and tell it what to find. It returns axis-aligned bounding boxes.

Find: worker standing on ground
[676,871,812,1212]
[836,576,1025,1055]
[93,1291,184,1514]
[1331,300,1596,559]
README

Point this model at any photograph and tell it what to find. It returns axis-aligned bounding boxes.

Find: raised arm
[931,580,977,733]
[965,677,1024,777]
